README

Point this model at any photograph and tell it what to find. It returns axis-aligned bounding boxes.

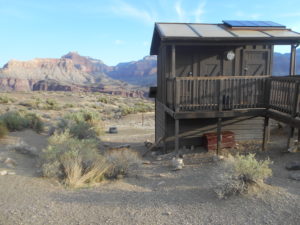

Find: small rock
[157,181,166,186]
[289,173,300,181]
[7,171,16,175]
[108,127,118,134]
[156,156,162,161]
[171,157,184,170]
[162,212,171,216]
[4,158,17,168]
[286,161,300,170]
[0,170,7,176]
[116,174,124,179]
[142,160,151,165]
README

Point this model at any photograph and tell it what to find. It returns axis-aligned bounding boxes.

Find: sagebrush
[41,131,110,188]
[57,110,103,139]
[0,111,43,133]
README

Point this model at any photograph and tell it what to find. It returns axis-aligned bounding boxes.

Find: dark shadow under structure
[149,20,300,153]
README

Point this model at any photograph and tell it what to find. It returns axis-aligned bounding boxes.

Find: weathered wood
[290,44,297,76]
[174,108,266,119]
[175,119,179,153]
[262,117,270,151]
[216,118,222,155]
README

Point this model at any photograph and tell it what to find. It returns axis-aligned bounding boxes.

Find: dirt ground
[0,92,300,225]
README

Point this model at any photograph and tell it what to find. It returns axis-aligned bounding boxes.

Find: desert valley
[0,50,299,224]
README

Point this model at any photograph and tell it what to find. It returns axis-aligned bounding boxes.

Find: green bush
[234,153,272,183]
[0,111,44,133]
[105,148,141,178]
[0,122,8,139]
[0,95,15,104]
[41,131,110,187]
[57,110,103,139]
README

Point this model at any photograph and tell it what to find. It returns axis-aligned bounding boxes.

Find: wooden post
[262,117,270,151]
[262,78,271,151]
[217,118,222,155]
[289,44,297,76]
[287,81,300,149]
[171,45,176,78]
[216,79,223,155]
[175,119,179,153]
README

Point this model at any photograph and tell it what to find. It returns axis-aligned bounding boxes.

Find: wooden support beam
[217,117,222,155]
[175,119,179,153]
[174,108,266,119]
[171,45,176,78]
[262,117,270,151]
[289,44,297,76]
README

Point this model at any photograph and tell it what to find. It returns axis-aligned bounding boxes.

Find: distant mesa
[0,50,296,95]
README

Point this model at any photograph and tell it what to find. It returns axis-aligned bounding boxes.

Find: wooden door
[242,50,269,75]
[176,50,193,77]
[199,53,222,76]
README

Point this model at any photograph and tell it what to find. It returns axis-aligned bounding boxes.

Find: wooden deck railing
[167,76,269,112]
[269,77,300,117]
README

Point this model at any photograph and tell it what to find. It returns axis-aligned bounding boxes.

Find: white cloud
[110,0,156,24]
[194,1,206,23]
[175,1,186,22]
[114,40,124,45]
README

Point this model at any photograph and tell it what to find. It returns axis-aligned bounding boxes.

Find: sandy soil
[0,111,300,225]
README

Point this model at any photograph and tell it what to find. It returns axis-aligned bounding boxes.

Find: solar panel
[223,20,286,28]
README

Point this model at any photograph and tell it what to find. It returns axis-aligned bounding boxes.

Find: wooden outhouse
[149,20,300,153]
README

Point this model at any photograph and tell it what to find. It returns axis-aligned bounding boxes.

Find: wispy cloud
[175,1,186,22]
[194,1,206,22]
[110,0,156,24]
[114,40,124,45]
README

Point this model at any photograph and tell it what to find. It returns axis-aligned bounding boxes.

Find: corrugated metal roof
[157,24,198,37]
[189,24,232,37]
[150,21,300,55]
[230,30,270,37]
[263,30,300,37]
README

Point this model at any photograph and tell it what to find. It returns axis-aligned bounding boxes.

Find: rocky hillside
[107,56,157,86]
[273,49,300,75]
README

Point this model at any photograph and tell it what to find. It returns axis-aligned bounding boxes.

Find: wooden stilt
[262,117,270,151]
[175,119,179,153]
[287,127,295,149]
[217,117,222,155]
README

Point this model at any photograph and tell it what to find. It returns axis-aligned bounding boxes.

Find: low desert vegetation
[0,111,44,133]
[19,98,61,110]
[105,148,141,178]
[41,131,109,188]
[41,131,141,188]
[0,95,15,104]
[57,110,103,139]
[0,122,8,139]
[214,153,273,199]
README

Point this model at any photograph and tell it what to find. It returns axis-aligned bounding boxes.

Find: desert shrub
[214,154,273,199]
[44,99,60,110]
[234,153,272,183]
[0,95,15,104]
[133,102,154,113]
[63,103,74,108]
[0,111,44,133]
[105,148,141,178]
[97,96,110,104]
[0,122,8,139]
[41,131,110,187]
[57,110,103,139]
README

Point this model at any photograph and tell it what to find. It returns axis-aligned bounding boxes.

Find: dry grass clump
[41,131,110,188]
[0,95,16,104]
[0,122,8,139]
[19,98,61,110]
[57,110,103,139]
[214,153,273,199]
[105,148,141,178]
[234,153,272,183]
[0,111,44,133]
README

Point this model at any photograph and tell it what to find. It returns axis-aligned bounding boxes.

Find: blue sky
[0,0,300,66]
